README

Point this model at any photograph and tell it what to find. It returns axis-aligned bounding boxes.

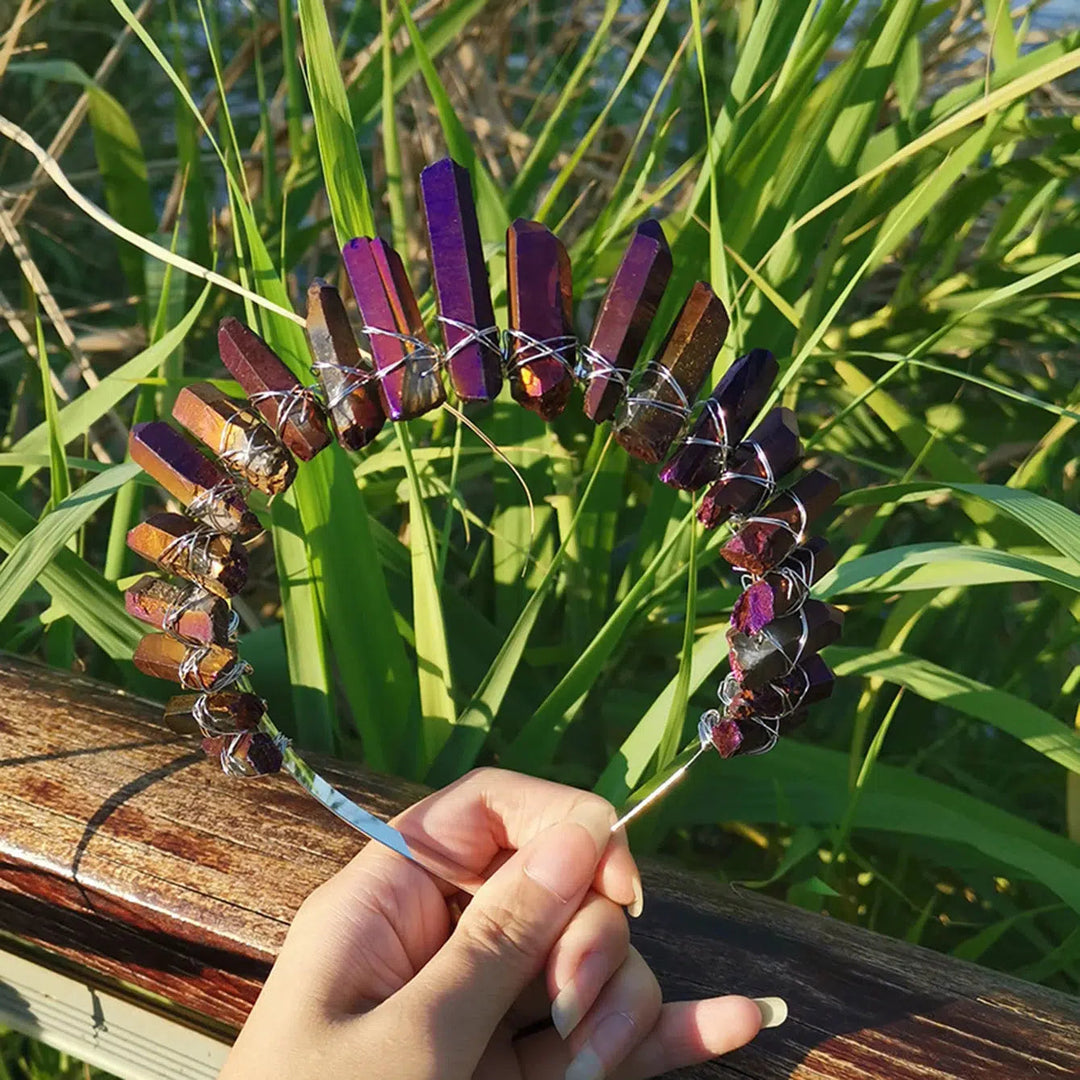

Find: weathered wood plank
[0,653,1077,1078]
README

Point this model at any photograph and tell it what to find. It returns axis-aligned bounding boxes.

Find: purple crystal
[584,220,671,423]
[720,469,841,576]
[421,158,501,403]
[697,408,802,530]
[506,219,575,420]
[700,709,744,759]
[305,279,386,450]
[727,599,843,690]
[342,237,445,420]
[613,282,729,463]
[129,421,260,539]
[659,348,778,490]
[730,537,835,635]
[218,318,331,462]
[725,654,835,725]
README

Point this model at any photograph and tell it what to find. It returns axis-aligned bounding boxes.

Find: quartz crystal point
[124,575,233,646]
[727,599,843,690]
[202,731,283,775]
[659,348,778,490]
[218,317,331,462]
[421,158,502,403]
[132,633,242,690]
[305,279,386,449]
[724,654,834,725]
[730,537,836,636]
[127,512,248,599]
[164,691,265,736]
[173,382,296,496]
[505,218,576,420]
[719,469,841,575]
[697,408,802,530]
[342,237,445,419]
[129,422,260,539]
[613,282,730,463]
[701,704,808,759]
[584,220,671,423]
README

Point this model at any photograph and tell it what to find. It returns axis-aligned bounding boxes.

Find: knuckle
[458,901,539,972]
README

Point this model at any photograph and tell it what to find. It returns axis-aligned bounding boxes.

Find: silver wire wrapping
[437,316,503,367]
[575,343,632,391]
[361,324,443,383]
[216,406,294,496]
[160,581,239,647]
[159,521,226,577]
[681,396,731,453]
[722,440,782,525]
[727,489,810,564]
[175,643,252,692]
[621,360,692,422]
[248,384,328,439]
[501,328,579,378]
[185,476,250,534]
[310,356,378,411]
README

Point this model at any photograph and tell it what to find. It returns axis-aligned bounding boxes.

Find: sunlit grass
[1,4,1080,1043]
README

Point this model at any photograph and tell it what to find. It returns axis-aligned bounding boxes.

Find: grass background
[1,0,1079,1072]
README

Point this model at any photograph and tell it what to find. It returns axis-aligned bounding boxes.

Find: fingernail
[569,802,617,858]
[551,952,608,1040]
[564,1011,635,1080]
[753,996,788,1029]
[628,875,644,919]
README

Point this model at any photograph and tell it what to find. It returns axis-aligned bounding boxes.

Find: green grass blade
[829,645,1080,775]
[672,740,1080,915]
[0,490,141,659]
[819,543,1080,596]
[297,0,375,239]
[396,0,507,236]
[840,482,1080,565]
[0,463,140,626]
[34,314,70,509]
[12,285,210,484]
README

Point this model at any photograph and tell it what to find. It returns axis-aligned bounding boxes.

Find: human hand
[220,768,778,1079]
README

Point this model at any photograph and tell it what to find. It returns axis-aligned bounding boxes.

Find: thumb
[401,800,614,1067]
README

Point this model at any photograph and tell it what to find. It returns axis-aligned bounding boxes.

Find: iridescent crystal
[730,538,836,635]
[421,158,502,403]
[727,600,843,690]
[218,317,331,461]
[305,279,386,450]
[127,512,248,599]
[659,349,778,491]
[583,220,671,423]
[201,731,283,775]
[724,654,834,724]
[613,282,729,463]
[342,237,445,420]
[124,575,232,647]
[173,382,296,496]
[132,632,242,690]
[697,408,802,530]
[719,470,841,575]
[505,218,575,420]
[129,421,260,539]
[163,691,264,736]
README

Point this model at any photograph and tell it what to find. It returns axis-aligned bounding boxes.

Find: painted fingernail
[628,875,644,918]
[753,996,788,1029]
[551,952,608,1040]
[564,1011,635,1080]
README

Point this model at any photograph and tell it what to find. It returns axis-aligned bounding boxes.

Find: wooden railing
[0,653,1077,1079]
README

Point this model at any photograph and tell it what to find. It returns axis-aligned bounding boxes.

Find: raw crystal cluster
[121,152,847,786]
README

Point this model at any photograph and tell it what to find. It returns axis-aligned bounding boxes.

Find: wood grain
[0,654,1077,1078]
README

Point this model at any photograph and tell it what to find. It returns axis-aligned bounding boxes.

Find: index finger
[391,768,643,913]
